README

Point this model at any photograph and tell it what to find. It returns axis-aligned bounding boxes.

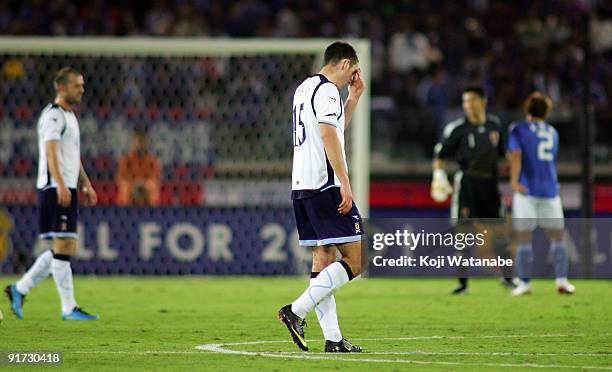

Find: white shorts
[512,192,564,232]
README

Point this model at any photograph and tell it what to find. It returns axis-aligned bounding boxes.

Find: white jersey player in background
[278,41,365,352]
[5,67,99,320]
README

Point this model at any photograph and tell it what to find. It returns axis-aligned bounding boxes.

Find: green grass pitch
[1,276,611,371]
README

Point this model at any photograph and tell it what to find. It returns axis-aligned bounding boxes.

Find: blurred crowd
[1,0,612,163]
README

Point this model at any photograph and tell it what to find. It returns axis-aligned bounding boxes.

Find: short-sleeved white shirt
[291,74,347,199]
[36,103,81,189]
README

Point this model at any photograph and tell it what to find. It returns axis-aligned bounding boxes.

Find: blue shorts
[293,187,363,247]
[38,188,78,239]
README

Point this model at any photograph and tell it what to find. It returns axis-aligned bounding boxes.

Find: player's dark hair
[324,41,358,66]
[463,85,486,99]
[54,67,81,90]
[525,92,552,120]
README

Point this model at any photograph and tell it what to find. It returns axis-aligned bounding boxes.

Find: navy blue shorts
[293,187,363,247]
[38,188,78,239]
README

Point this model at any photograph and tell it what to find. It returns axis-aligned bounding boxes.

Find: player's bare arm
[79,162,97,206]
[508,150,527,194]
[45,140,70,207]
[344,69,365,129]
[319,124,352,214]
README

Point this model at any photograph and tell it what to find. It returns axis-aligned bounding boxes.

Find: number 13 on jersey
[293,103,306,147]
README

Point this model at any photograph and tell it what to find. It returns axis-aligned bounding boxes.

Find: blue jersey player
[507,92,575,296]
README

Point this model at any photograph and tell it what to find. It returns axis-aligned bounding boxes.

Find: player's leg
[290,240,362,352]
[51,238,77,315]
[511,193,537,296]
[474,220,515,288]
[50,238,98,320]
[15,247,53,295]
[5,189,57,319]
[451,172,471,294]
[512,230,534,296]
[322,240,362,352]
[452,222,472,294]
[6,245,53,319]
[310,246,343,343]
[545,229,574,293]
[540,196,574,294]
[474,182,515,288]
[278,198,315,350]
[290,241,360,322]
[290,187,363,320]
[280,188,363,351]
[50,189,98,320]
[312,245,336,272]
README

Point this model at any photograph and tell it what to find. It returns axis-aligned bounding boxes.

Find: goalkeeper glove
[430,169,453,202]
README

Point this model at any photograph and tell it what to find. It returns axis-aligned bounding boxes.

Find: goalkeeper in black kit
[430,86,515,294]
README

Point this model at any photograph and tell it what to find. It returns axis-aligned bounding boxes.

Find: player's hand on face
[338,182,353,214]
[511,181,528,194]
[82,184,98,206]
[57,185,71,207]
[348,69,365,99]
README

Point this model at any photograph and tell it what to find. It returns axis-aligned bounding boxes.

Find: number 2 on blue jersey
[293,103,306,147]
[536,126,554,161]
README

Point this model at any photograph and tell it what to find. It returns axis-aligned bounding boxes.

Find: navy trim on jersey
[310,73,328,80]
[338,97,344,121]
[49,103,68,135]
[291,151,337,200]
[323,152,335,189]
[310,74,332,118]
[43,104,57,187]
[41,103,67,187]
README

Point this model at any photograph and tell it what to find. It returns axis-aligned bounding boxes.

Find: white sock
[291,261,353,319]
[51,257,77,314]
[311,276,342,342]
[16,250,53,295]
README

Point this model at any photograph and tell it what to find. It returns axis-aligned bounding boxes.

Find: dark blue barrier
[1,206,312,275]
[1,207,611,277]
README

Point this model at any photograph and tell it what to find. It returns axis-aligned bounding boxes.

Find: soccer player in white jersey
[278,42,365,352]
[5,67,99,320]
[507,92,575,296]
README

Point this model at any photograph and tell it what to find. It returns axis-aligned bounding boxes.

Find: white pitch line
[72,351,205,355]
[273,351,612,357]
[352,333,588,341]
[195,335,612,370]
[195,342,612,370]
[71,350,612,358]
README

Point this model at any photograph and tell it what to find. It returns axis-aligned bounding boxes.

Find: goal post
[0,37,371,216]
